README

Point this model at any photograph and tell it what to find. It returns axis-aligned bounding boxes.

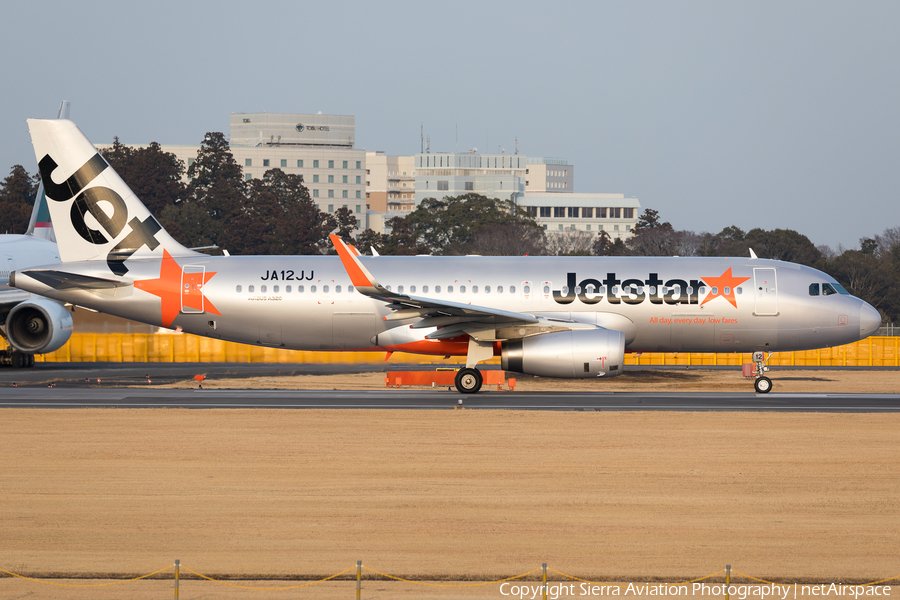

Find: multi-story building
[413,152,527,205]
[520,193,641,239]
[364,152,416,213]
[109,112,368,227]
[524,158,574,193]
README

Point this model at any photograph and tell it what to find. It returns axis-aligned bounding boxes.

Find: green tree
[398,193,542,255]
[0,165,38,234]
[631,208,673,235]
[100,138,187,215]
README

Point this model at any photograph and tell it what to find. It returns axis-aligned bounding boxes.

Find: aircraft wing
[16,270,128,291]
[330,235,540,338]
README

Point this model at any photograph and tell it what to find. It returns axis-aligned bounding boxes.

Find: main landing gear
[752,351,773,394]
[455,368,483,394]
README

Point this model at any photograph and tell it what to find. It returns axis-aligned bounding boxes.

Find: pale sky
[2,1,897,250]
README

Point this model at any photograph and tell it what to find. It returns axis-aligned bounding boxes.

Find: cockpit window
[809,283,820,296]
[833,283,850,295]
[822,283,838,296]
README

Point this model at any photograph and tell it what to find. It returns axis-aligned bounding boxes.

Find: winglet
[330,234,380,289]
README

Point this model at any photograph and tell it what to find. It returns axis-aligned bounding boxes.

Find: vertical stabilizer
[26,119,197,275]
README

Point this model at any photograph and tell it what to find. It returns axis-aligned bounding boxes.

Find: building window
[554,207,565,218]
[263,159,270,167]
[614,225,620,231]
[328,160,334,168]
[624,208,634,219]
[328,204,334,212]
[583,207,593,218]
[465,181,474,191]
[245,158,252,167]
[356,161,362,169]
[355,175,361,184]
[437,181,449,191]
[598,207,607,218]
[281,159,287,167]
[356,191,361,199]
[342,190,348,198]
[328,190,334,198]
[626,225,631,232]
[356,205,361,213]
[245,173,251,181]
[313,175,319,183]
[586,224,591,231]
[313,189,319,197]
[342,175,348,183]
[526,206,537,217]
[558,224,564,230]
[313,160,319,168]
[188,158,195,166]
[568,207,579,218]
[328,175,334,183]
[612,207,621,218]
[366,168,370,174]
[297,159,303,168]
[540,207,551,218]
[342,161,348,169]
[366,192,370,198]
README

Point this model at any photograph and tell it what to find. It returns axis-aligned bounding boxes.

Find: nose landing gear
[752,351,773,394]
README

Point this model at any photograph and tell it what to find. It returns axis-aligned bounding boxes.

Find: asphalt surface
[1,362,898,412]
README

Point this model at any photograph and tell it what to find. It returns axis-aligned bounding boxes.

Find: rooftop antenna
[455,123,458,153]
[426,135,430,154]
[515,137,519,155]
[420,123,423,154]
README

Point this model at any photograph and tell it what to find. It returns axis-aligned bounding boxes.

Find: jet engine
[501,328,625,378]
[5,297,73,354]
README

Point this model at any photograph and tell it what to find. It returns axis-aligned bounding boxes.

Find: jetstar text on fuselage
[552,270,749,308]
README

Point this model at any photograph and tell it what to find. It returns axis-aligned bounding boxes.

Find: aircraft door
[521,281,533,303]
[753,268,778,315]
[181,264,206,314]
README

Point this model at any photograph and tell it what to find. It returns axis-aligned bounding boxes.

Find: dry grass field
[2,402,900,598]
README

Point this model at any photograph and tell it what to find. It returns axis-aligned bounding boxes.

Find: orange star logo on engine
[134,250,221,327]
[700,268,751,308]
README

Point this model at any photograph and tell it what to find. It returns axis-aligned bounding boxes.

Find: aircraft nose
[859,302,881,338]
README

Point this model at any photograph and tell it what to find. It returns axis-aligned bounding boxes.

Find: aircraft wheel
[754,376,773,394]
[455,368,483,394]
[11,352,29,369]
[27,354,35,368]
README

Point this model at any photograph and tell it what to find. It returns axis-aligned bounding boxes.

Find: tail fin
[26,119,197,275]
[24,179,54,241]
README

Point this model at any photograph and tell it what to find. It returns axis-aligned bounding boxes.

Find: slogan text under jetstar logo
[38,153,162,276]
[552,269,749,308]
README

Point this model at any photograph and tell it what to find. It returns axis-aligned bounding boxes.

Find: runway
[1,363,898,412]
[2,388,900,411]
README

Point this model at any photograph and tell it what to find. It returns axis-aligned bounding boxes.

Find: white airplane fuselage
[17,253,878,356]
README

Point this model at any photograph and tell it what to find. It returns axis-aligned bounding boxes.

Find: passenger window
[348,285,354,292]
[236,285,242,293]
[724,287,730,295]
[249,285,255,293]
[336,285,342,293]
[510,286,515,293]
[698,286,706,295]
[447,286,453,293]
[822,283,837,296]
[298,285,304,293]
[649,286,656,295]
[485,286,490,293]
[472,286,478,293]
[736,287,741,294]
[311,285,317,293]
[497,286,503,293]
[261,285,267,293]
[562,286,569,295]
[410,285,416,293]
[323,285,329,293]
[460,285,466,293]
[274,285,279,293]
[523,285,530,294]
[286,285,291,293]
[611,286,618,295]
[386,285,391,291]
[543,286,550,294]
[435,285,441,293]
[711,287,718,295]
[398,285,404,294]
[423,285,429,293]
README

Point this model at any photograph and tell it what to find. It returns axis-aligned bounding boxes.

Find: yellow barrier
[6,335,899,367]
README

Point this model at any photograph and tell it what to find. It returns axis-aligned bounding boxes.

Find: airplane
[11,118,882,393]
[0,106,73,367]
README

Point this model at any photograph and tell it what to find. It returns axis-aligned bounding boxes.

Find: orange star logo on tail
[700,268,751,308]
[134,250,221,327]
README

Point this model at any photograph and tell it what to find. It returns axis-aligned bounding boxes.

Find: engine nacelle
[5,297,73,354]
[501,328,626,378]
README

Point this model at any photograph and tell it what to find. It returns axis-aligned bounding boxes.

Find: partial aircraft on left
[0,102,73,367]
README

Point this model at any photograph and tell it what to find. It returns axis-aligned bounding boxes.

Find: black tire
[455,368,483,394]
[754,376,773,394]
[11,352,28,369]
[27,354,35,368]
